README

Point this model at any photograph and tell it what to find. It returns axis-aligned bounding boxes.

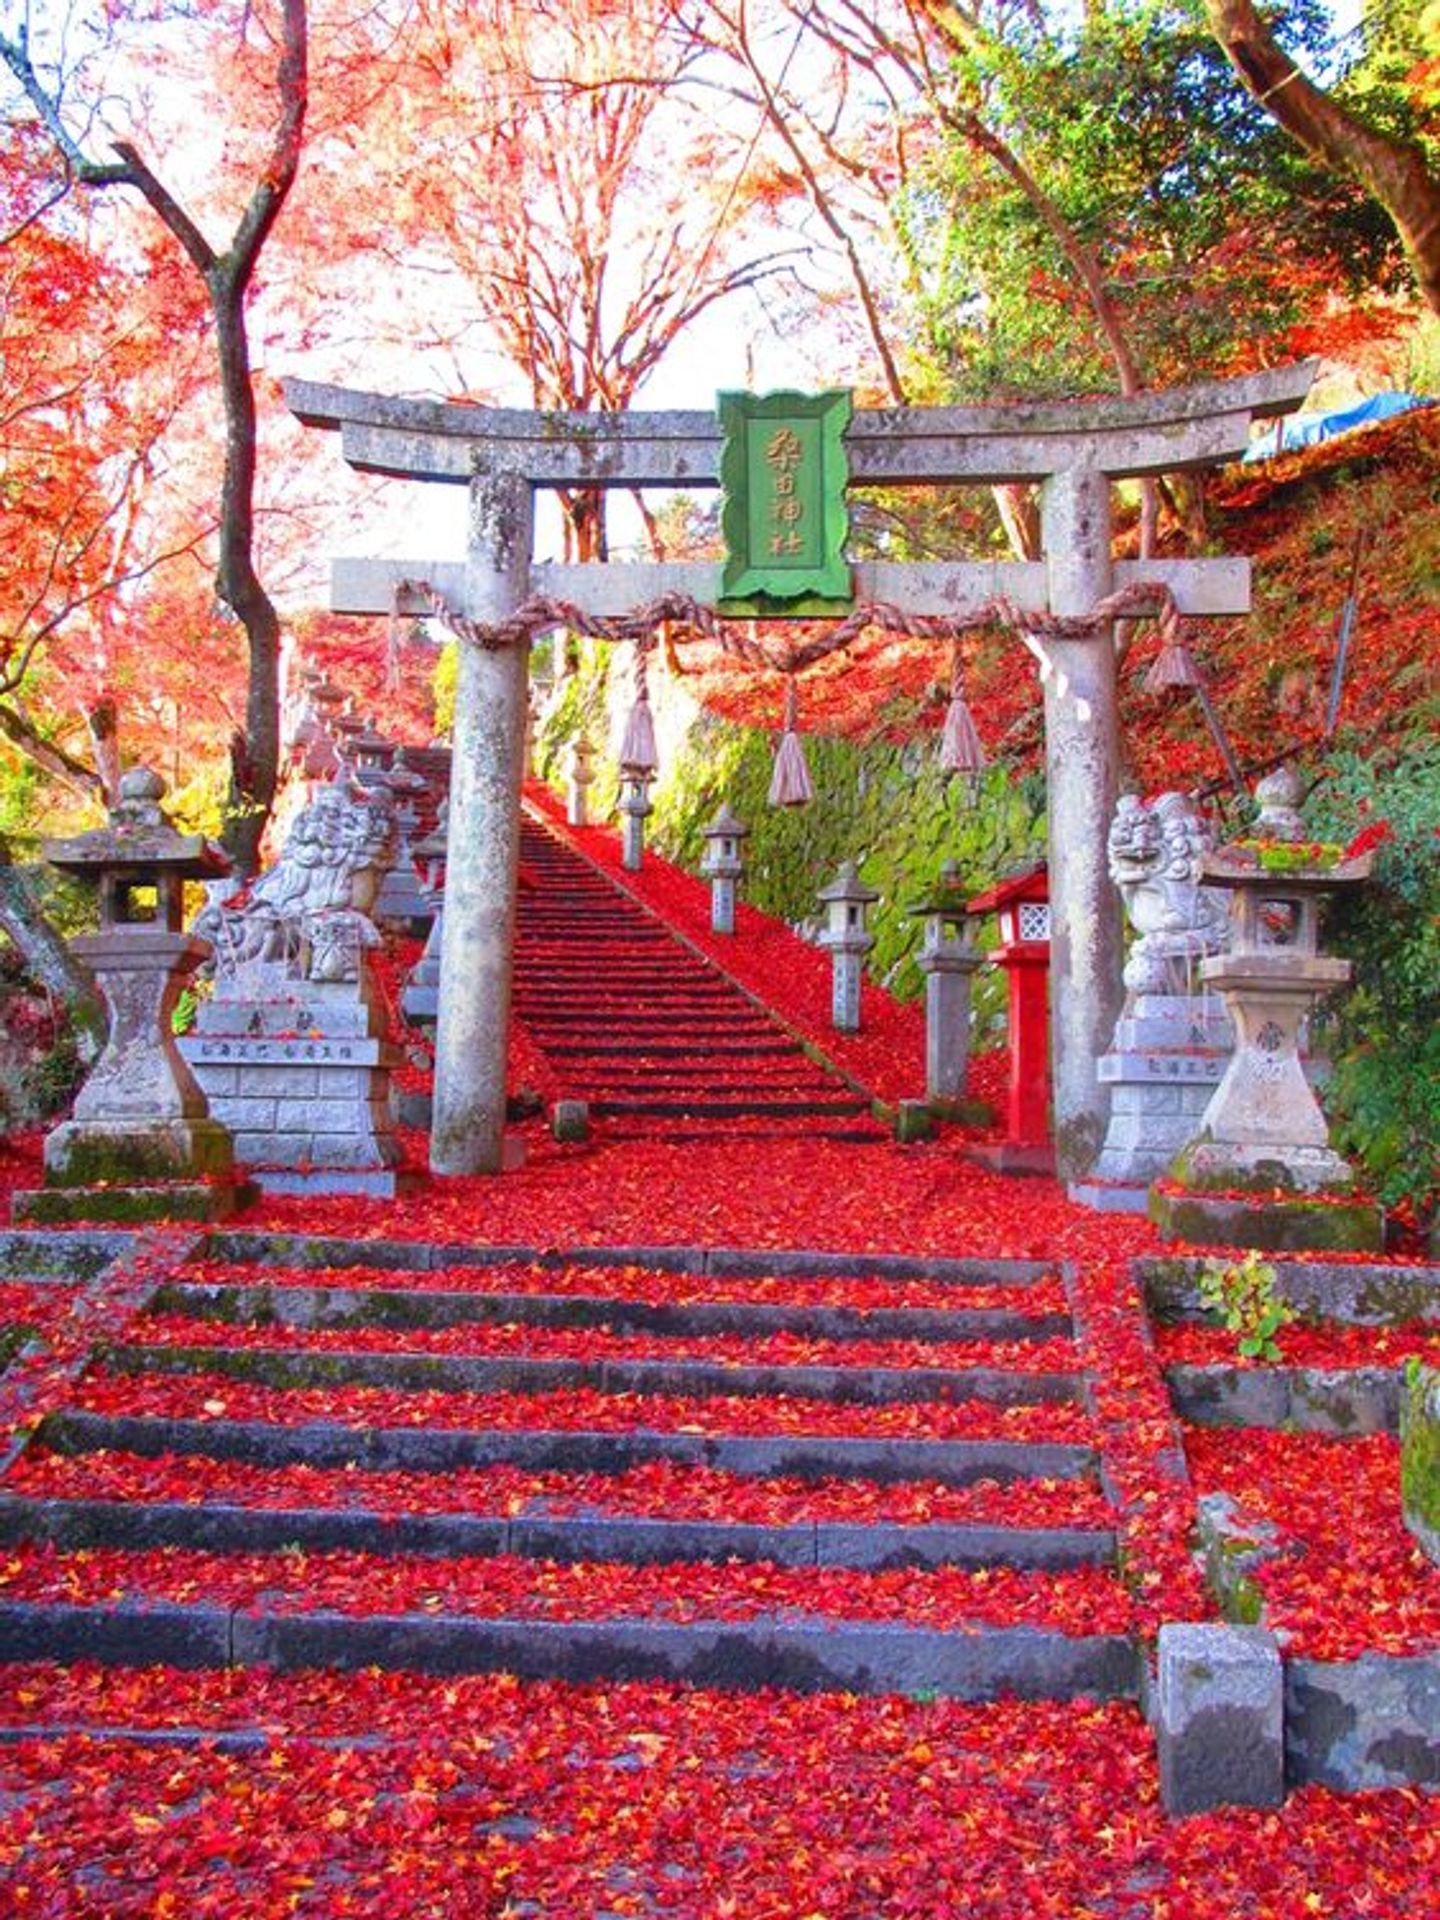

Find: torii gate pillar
[1042,461,1121,1178]
[431,476,532,1175]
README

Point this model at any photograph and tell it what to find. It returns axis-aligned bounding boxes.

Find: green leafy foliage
[1302,741,1440,1229]
[1198,1251,1296,1361]
[893,0,1401,398]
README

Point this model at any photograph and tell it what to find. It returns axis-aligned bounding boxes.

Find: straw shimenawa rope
[402,579,1185,675]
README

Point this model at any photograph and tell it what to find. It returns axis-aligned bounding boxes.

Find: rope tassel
[619,645,659,776]
[938,643,986,775]
[768,676,814,808]
[1142,600,1205,693]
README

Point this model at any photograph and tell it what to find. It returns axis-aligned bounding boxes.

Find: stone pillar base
[42,1116,235,1188]
[12,1176,252,1226]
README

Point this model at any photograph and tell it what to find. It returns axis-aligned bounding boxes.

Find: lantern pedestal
[1152,846,1383,1253]
[401,808,450,1026]
[567,738,594,828]
[14,769,248,1225]
[909,864,991,1123]
[618,775,652,871]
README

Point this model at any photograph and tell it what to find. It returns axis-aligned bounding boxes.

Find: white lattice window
[1018,902,1051,942]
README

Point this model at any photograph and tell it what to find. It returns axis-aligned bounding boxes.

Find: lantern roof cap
[909,859,971,918]
[703,804,749,840]
[43,767,231,882]
[817,858,880,906]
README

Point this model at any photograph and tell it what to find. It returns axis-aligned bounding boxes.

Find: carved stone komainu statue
[194,780,396,986]
[1109,791,1230,994]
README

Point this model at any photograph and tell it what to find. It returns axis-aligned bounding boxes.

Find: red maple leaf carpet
[0,798,1433,1917]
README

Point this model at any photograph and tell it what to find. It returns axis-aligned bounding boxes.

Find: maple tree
[302,0,798,563]
[1,0,308,873]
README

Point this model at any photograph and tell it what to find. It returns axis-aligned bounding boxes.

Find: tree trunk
[1206,0,1440,317]
[210,284,283,875]
[0,841,105,1062]
[994,482,1041,561]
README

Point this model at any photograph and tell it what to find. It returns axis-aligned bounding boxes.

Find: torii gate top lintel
[283,361,1313,490]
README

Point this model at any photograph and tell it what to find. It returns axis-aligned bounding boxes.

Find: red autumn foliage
[1185,1429,1440,1662]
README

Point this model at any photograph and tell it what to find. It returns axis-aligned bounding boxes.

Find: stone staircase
[0,1229,1142,1704]
[516,815,884,1140]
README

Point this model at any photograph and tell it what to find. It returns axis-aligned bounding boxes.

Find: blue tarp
[1243,390,1433,462]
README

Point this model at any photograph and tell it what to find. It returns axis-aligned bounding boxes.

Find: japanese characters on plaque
[717,389,853,611]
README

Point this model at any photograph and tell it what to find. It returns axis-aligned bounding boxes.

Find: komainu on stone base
[181,780,411,1195]
[1073,794,1230,1211]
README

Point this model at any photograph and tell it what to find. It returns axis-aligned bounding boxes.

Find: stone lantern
[402,804,449,1025]
[372,751,434,932]
[17,767,240,1223]
[700,805,749,935]
[908,861,986,1110]
[817,859,879,1032]
[618,770,653,871]
[342,719,395,789]
[964,863,1053,1173]
[1154,821,1381,1251]
[567,736,595,827]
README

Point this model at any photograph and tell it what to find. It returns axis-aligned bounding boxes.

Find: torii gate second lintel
[286,365,1314,1182]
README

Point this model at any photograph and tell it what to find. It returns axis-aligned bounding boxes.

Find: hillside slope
[680,407,1439,795]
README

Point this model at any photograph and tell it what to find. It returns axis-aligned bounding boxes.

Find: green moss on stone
[1401,1363,1440,1562]
[1150,1188,1384,1255]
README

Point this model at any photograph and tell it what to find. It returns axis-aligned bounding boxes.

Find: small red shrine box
[966,864,1054,1172]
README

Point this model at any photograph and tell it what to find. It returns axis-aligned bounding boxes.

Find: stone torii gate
[286,365,1312,1180]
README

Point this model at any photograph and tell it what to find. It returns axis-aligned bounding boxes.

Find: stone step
[0,1595,1142,1702]
[583,1105,867,1121]
[523,1012,779,1034]
[545,1039,798,1058]
[195,1234,1059,1294]
[101,1343,1087,1408]
[0,1493,1116,1572]
[147,1280,1075,1345]
[601,1118,889,1145]
[40,1410,1100,1486]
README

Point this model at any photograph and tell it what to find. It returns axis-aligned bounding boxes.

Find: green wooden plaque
[717,389,853,612]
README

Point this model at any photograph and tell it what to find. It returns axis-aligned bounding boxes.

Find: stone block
[1156,1622,1284,1817]
[313,1067,375,1100]
[1286,1651,1440,1791]
[893,1099,936,1144]
[312,1132,399,1169]
[233,1131,313,1165]
[42,1117,234,1187]
[12,1179,250,1226]
[208,1097,277,1133]
[240,1065,319,1099]
[552,1100,591,1144]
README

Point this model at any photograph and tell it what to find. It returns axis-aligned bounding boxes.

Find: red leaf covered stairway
[515,814,885,1139]
[0,1228,1143,1704]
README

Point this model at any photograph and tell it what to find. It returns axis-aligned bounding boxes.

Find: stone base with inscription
[180,970,414,1197]
[1070,993,1232,1214]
